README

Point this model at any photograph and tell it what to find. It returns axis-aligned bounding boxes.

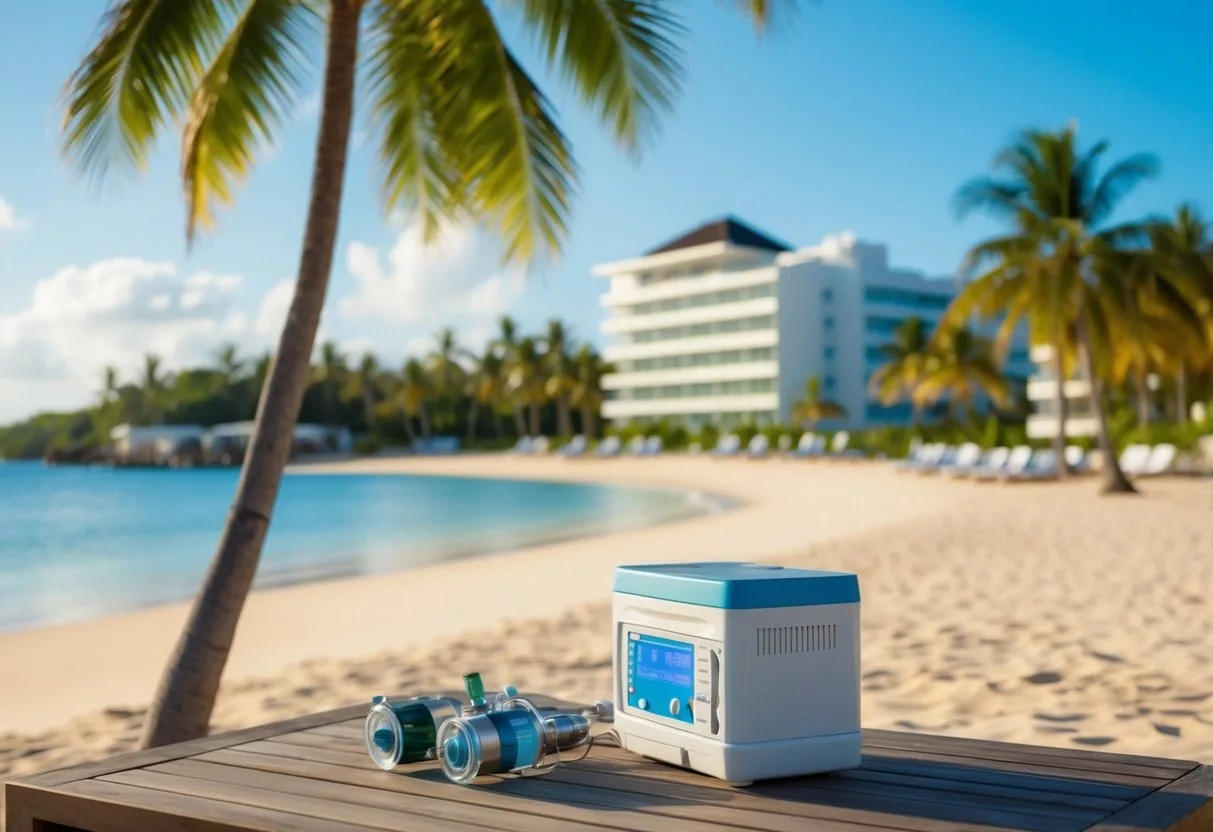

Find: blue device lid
[613,562,859,609]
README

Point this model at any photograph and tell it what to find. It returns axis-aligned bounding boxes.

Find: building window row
[1031,398,1094,417]
[864,286,951,311]
[608,378,776,401]
[614,347,776,373]
[623,314,776,344]
[620,282,775,316]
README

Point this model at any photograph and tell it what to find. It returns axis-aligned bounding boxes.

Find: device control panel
[623,626,723,738]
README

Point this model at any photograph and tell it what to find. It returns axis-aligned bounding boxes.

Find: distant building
[109,424,206,464]
[1024,345,1097,439]
[207,421,353,456]
[594,216,1032,429]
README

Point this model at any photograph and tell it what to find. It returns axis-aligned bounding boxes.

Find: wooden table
[6,696,1211,832]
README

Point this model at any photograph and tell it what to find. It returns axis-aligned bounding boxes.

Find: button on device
[669,698,680,716]
[637,698,649,710]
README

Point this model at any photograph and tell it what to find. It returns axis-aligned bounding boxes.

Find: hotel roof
[644,216,794,256]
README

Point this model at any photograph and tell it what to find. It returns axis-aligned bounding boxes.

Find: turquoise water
[0,460,708,633]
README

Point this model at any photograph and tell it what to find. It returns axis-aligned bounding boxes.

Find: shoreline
[0,454,951,734]
[0,463,733,635]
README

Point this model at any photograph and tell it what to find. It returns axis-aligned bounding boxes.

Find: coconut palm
[465,347,506,442]
[542,319,576,438]
[397,358,434,440]
[570,345,613,439]
[213,343,246,388]
[790,375,846,429]
[343,353,383,431]
[917,325,1009,424]
[312,341,349,425]
[945,124,1159,493]
[494,315,527,436]
[427,327,469,395]
[62,0,790,747]
[98,365,120,408]
[507,336,547,436]
[139,353,170,423]
[867,316,931,427]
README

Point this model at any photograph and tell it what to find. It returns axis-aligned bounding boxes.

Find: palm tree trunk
[582,404,597,439]
[1076,312,1135,495]
[529,403,540,437]
[419,404,432,438]
[1176,365,1188,424]
[1051,348,1069,479]
[139,2,362,749]
[361,389,374,433]
[402,410,416,442]
[466,399,479,443]
[1136,370,1151,428]
[512,403,526,436]
[557,394,572,438]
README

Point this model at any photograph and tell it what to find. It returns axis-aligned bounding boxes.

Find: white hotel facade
[595,217,1033,430]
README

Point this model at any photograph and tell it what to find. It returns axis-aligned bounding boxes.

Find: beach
[2,454,1211,804]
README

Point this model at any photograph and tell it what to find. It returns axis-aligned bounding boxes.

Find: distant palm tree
[213,343,246,388]
[790,375,846,429]
[570,345,613,439]
[507,336,547,436]
[98,365,120,408]
[494,315,527,436]
[427,327,469,395]
[313,341,348,425]
[62,0,787,748]
[343,353,383,432]
[917,325,1009,424]
[868,317,931,428]
[398,359,434,440]
[945,124,1159,493]
[465,347,506,442]
[542,319,576,438]
[140,353,169,423]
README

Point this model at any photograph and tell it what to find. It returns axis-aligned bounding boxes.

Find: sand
[2,453,1212,811]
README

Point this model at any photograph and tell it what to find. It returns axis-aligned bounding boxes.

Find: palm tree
[790,375,846,429]
[427,327,469,395]
[507,336,547,436]
[140,353,169,423]
[917,325,1009,424]
[867,317,931,428]
[313,341,348,425]
[98,365,120,408]
[494,315,527,436]
[945,124,1159,493]
[465,347,506,442]
[343,353,383,431]
[398,358,434,440]
[542,319,576,438]
[213,343,246,388]
[62,0,788,748]
[570,345,613,439]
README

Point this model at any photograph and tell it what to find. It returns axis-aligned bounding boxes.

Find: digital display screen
[635,641,693,689]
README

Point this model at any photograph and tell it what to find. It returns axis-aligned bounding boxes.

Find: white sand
[2,454,1211,800]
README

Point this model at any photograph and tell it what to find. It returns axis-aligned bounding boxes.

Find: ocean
[0,460,708,633]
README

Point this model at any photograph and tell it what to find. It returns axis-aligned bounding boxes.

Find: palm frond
[181,0,319,244]
[718,0,799,33]
[1087,152,1160,228]
[60,0,236,181]
[510,0,685,153]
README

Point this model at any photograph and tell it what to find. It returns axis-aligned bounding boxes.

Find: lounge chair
[512,437,533,455]
[1064,445,1088,473]
[825,431,864,460]
[1004,448,1061,481]
[595,436,622,458]
[1140,443,1177,476]
[643,436,663,456]
[900,443,946,473]
[916,444,960,474]
[948,446,1010,479]
[557,435,587,458]
[894,441,938,471]
[937,443,983,477]
[627,435,647,456]
[747,434,770,459]
[792,433,826,459]
[777,434,793,454]
[531,436,550,454]
[1118,444,1151,476]
[974,445,1032,482]
[711,434,741,457]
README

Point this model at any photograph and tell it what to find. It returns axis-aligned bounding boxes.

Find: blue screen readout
[627,633,695,724]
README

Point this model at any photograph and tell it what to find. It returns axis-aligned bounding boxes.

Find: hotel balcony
[602,393,779,420]
[603,361,779,391]
[1026,378,1094,402]
[602,329,778,363]
[1027,414,1098,439]
[601,296,777,335]
[600,267,776,309]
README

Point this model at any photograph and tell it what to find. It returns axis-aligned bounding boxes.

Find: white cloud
[0,196,30,233]
[339,223,525,326]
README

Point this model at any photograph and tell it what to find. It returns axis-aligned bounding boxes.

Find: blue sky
[2,0,1211,423]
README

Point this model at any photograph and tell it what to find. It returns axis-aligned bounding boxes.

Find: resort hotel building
[593,217,1033,430]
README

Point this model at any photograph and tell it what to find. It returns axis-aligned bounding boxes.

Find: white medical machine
[612,562,861,785]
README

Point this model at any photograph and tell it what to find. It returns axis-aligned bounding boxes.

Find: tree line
[0,317,613,460]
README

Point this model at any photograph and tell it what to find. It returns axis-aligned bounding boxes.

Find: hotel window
[825,376,836,392]
[822,288,833,302]
[824,316,835,330]
[824,346,835,359]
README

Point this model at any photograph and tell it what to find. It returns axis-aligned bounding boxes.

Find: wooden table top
[6,696,1212,832]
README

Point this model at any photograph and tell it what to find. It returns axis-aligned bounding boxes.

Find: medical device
[364,672,516,770]
[612,562,862,785]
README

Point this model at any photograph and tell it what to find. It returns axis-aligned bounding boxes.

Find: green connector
[463,672,486,707]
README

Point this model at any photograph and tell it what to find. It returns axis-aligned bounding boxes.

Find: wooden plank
[155,756,871,832]
[98,768,498,832]
[864,729,1198,778]
[1090,765,1213,832]
[858,746,1170,789]
[221,739,1088,832]
[6,779,368,832]
[14,703,368,789]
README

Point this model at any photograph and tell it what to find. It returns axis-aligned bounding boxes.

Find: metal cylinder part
[364,695,463,771]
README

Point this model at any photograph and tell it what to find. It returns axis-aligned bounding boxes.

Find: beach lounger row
[896,442,1090,481]
[1118,443,1176,476]
[706,431,861,460]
